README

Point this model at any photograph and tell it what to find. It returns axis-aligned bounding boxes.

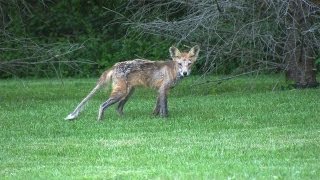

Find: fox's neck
[165,60,179,78]
[165,60,182,87]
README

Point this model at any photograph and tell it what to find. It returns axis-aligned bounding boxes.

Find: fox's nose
[183,72,188,76]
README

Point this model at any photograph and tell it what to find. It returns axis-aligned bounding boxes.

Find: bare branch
[123,0,319,79]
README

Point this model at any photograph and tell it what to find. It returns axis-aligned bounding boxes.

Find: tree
[124,0,320,88]
[283,0,319,87]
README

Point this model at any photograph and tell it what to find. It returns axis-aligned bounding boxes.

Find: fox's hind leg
[98,80,128,121]
[117,87,135,116]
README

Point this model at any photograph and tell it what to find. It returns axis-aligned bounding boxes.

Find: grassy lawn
[1,75,319,179]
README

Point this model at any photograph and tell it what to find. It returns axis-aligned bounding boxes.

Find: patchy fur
[65,45,200,121]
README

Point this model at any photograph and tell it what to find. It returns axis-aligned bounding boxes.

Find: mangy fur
[65,45,200,121]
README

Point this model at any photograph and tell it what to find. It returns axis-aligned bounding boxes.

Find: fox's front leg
[158,87,168,117]
[153,96,160,116]
[159,95,168,117]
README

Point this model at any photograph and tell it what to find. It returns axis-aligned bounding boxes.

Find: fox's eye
[178,63,182,66]
[188,62,192,66]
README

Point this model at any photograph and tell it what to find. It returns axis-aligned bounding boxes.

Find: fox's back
[112,59,176,88]
[113,59,159,76]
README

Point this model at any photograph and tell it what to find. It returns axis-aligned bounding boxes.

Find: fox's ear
[189,45,200,59]
[169,46,181,59]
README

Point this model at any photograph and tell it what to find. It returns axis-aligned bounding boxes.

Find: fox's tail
[64,69,113,120]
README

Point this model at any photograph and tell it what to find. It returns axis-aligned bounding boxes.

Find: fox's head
[169,45,200,77]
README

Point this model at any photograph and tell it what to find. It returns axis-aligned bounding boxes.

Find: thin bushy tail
[64,69,113,120]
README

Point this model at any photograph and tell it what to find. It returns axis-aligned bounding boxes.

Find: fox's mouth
[177,73,184,79]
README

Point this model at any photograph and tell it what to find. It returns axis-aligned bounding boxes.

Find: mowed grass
[1,75,320,179]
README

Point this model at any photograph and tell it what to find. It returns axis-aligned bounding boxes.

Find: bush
[0,0,172,78]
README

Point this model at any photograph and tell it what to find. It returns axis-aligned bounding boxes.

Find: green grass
[1,75,320,179]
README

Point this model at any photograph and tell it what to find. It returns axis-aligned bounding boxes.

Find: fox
[65,45,200,121]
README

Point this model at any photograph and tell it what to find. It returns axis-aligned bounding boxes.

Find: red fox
[65,45,200,120]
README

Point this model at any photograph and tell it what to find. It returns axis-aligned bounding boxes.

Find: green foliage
[1,0,172,78]
[1,76,320,178]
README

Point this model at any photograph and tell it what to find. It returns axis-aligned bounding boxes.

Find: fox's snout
[179,71,190,77]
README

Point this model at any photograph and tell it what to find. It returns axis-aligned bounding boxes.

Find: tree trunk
[285,47,318,88]
[284,0,319,88]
